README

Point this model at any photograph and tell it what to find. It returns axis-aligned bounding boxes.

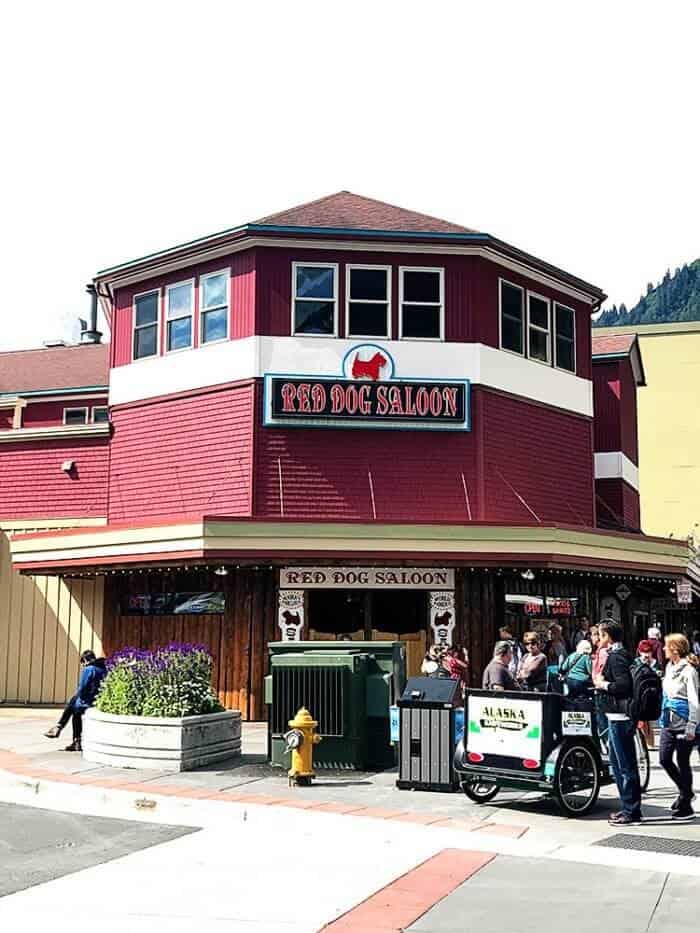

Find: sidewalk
[1,707,697,848]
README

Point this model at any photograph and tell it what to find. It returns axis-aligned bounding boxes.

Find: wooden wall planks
[0,529,105,705]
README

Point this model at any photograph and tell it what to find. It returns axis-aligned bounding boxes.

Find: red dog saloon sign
[263,344,470,431]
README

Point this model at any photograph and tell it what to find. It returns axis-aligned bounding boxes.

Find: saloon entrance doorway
[307,589,428,675]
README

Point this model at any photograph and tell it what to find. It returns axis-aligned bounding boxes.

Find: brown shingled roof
[591,333,637,356]
[253,190,482,235]
[0,343,109,394]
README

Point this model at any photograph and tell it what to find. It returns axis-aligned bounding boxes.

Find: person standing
[646,626,665,670]
[545,623,569,668]
[443,645,470,692]
[498,625,524,677]
[560,640,594,698]
[516,632,548,691]
[634,639,662,749]
[659,633,699,820]
[482,641,518,691]
[591,623,609,738]
[572,616,591,648]
[44,650,107,752]
[594,621,643,825]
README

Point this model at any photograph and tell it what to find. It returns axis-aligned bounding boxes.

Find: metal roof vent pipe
[80,284,103,344]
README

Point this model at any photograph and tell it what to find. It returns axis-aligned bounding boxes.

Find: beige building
[597,322,700,545]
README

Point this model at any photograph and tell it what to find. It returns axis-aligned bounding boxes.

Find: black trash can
[396,676,462,793]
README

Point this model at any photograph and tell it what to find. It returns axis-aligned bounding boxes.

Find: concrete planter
[82,708,241,771]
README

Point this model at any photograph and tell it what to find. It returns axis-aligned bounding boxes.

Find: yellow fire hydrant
[284,707,321,786]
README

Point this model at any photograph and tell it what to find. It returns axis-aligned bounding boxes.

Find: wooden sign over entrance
[280,566,455,590]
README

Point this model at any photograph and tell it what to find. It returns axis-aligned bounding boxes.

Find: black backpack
[629,662,662,722]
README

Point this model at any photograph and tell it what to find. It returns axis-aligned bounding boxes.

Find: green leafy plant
[95,643,224,718]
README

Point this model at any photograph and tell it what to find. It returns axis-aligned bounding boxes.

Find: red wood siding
[107,383,254,522]
[593,360,639,463]
[253,383,592,525]
[479,389,595,525]
[20,398,107,429]
[0,438,108,519]
[253,382,479,522]
[111,250,257,368]
[596,478,640,531]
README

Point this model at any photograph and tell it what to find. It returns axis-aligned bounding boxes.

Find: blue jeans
[607,718,642,818]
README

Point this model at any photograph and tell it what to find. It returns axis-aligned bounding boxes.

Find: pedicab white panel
[466,695,543,764]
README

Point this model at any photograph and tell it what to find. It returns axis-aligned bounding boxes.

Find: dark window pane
[296,266,334,300]
[348,302,388,337]
[501,315,523,354]
[529,296,549,329]
[350,268,387,301]
[529,328,549,362]
[403,270,440,303]
[64,409,87,425]
[202,308,228,343]
[402,304,441,339]
[167,316,192,351]
[135,292,158,327]
[556,336,575,372]
[134,323,157,359]
[92,408,109,424]
[556,305,574,339]
[294,299,335,335]
[500,282,523,323]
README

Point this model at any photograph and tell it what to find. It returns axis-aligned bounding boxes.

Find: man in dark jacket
[44,650,107,752]
[593,621,642,825]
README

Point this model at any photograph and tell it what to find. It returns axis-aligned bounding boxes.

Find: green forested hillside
[595,259,700,327]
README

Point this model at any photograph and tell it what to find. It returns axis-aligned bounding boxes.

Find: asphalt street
[0,802,196,897]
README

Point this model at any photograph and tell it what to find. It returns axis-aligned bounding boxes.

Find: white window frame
[345,264,392,340]
[91,405,109,424]
[398,266,445,341]
[63,407,88,426]
[554,302,577,374]
[291,261,339,338]
[498,278,525,358]
[132,288,161,363]
[165,278,195,354]
[199,268,230,345]
[526,290,551,365]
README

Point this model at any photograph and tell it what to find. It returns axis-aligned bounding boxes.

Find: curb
[0,747,529,841]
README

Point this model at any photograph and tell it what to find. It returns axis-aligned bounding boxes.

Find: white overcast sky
[1,1,698,349]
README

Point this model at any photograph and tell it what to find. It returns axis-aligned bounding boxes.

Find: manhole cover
[595,834,700,858]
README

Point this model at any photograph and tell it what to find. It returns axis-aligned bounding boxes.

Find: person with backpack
[560,639,593,698]
[634,640,662,749]
[593,621,648,825]
[659,633,699,820]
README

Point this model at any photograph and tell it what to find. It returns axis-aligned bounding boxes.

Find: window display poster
[466,695,543,764]
[429,591,456,647]
[278,590,305,641]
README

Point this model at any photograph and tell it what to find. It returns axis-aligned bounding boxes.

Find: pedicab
[454,687,614,817]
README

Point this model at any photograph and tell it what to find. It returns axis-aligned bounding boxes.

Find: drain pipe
[80,284,103,344]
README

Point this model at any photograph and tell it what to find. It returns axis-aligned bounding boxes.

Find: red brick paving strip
[320,848,494,931]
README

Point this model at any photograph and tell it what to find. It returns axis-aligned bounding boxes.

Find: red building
[6,192,696,715]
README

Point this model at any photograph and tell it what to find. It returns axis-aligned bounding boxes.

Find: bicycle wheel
[554,742,600,817]
[461,779,499,803]
[635,728,651,793]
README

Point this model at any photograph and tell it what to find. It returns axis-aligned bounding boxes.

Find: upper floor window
[200,270,229,344]
[133,290,159,360]
[64,407,88,426]
[555,303,576,372]
[527,292,551,364]
[346,265,391,338]
[499,280,524,355]
[166,280,194,352]
[399,267,444,339]
[92,406,109,424]
[292,263,338,336]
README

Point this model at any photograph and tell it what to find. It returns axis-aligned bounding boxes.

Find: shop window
[527,292,551,364]
[121,591,225,615]
[554,303,576,373]
[133,290,159,360]
[200,269,229,344]
[346,265,391,338]
[166,280,194,352]
[399,267,443,339]
[292,262,338,336]
[499,280,524,355]
[63,407,88,425]
[91,406,109,424]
